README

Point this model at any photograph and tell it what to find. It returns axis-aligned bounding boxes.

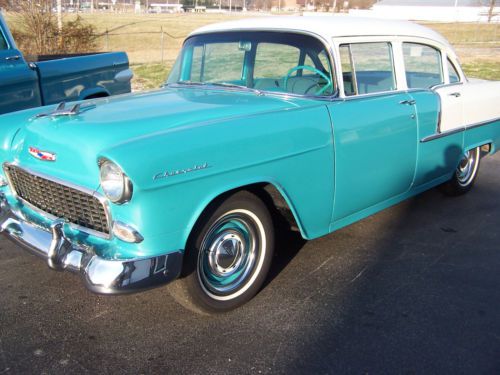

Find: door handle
[449,92,461,98]
[5,55,21,61]
[399,99,416,105]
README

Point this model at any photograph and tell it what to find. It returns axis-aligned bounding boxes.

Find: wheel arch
[79,87,110,100]
[181,180,306,251]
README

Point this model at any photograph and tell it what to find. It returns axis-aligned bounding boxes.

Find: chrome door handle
[5,55,21,61]
[449,92,461,97]
[399,99,416,105]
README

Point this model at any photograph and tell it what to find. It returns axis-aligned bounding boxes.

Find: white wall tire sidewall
[197,209,267,302]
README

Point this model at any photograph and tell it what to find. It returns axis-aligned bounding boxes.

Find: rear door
[403,42,464,133]
[401,42,467,187]
[0,24,41,114]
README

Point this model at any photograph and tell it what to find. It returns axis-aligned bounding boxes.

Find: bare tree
[488,0,497,23]
[9,1,97,57]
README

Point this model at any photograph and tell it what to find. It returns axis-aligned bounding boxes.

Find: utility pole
[91,0,94,13]
[488,0,496,23]
[57,0,63,47]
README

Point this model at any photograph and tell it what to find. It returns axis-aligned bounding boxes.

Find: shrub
[9,4,97,57]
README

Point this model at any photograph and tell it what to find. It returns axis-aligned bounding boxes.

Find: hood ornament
[34,102,81,119]
[28,147,56,161]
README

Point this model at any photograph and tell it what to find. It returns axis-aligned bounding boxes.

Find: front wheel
[175,191,274,313]
[440,147,481,196]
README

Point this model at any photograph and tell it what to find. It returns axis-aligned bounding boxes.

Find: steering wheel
[283,65,333,96]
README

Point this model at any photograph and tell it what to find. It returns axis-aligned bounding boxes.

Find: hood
[2,87,305,189]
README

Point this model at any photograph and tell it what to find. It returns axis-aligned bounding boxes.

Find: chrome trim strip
[2,163,112,239]
[347,44,358,96]
[436,92,443,133]
[420,117,499,143]
[420,127,465,143]
[466,117,500,130]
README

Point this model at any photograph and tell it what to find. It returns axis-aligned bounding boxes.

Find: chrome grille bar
[3,164,110,237]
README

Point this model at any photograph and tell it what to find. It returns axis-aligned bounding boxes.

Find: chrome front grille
[4,164,110,236]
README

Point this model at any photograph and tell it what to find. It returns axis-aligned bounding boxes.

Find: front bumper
[0,194,183,294]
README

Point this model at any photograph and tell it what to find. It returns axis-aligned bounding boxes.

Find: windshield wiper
[208,82,262,95]
[169,81,263,95]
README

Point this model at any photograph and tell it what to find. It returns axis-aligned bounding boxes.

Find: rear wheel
[440,147,481,196]
[175,191,274,313]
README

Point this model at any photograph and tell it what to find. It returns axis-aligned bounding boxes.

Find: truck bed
[32,51,132,105]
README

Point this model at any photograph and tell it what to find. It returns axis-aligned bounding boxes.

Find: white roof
[376,0,490,6]
[190,15,451,48]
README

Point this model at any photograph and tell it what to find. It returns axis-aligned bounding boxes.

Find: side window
[254,43,300,78]
[403,43,443,88]
[253,43,334,96]
[339,42,396,95]
[0,30,8,51]
[447,58,460,83]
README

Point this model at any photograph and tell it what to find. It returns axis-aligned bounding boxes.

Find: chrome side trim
[420,127,465,143]
[420,117,499,143]
[436,92,443,133]
[466,117,500,130]
[2,163,112,239]
[0,195,183,295]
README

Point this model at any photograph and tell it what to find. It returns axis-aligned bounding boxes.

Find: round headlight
[99,159,132,203]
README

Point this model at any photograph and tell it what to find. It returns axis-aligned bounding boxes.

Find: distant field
[4,12,499,89]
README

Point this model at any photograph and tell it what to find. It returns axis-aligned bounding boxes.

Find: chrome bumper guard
[0,195,182,294]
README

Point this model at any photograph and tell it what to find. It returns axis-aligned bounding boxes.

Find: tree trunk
[488,0,496,23]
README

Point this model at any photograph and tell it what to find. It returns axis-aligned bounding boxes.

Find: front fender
[99,104,335,258]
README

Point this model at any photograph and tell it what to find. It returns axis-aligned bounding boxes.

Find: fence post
[105,29,109,51]
[161,27,165,64]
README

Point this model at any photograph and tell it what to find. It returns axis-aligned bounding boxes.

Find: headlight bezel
[98,158,133,204]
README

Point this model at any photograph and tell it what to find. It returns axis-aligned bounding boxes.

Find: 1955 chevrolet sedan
[0,16,499,312]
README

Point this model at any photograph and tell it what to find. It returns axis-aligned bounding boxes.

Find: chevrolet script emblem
[28,147,56,161]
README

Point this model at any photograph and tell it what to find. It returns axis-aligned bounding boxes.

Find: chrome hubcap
[198,212,262,297]
[208,230,244,276]
[456,149,478,186]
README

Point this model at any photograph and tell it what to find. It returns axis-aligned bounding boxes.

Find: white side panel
[461,80,500,127]
[434,85,464,133]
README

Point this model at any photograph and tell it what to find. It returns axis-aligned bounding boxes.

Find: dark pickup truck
[0,13,132,115]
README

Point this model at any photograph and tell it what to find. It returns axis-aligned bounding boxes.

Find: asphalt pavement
[0,153,499,374]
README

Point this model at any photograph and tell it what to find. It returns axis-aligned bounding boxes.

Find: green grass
[132,63,172,90]
[462,61,500,81]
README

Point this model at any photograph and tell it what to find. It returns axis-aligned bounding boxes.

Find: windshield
[167,31,336,97]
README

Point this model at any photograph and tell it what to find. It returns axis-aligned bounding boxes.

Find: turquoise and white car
[0,16,499,312]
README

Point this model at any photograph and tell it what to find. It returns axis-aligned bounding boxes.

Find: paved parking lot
[0,153,499,374]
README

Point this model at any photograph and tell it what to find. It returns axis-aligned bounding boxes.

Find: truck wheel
[440,147,481,196]
[176,191,274,313]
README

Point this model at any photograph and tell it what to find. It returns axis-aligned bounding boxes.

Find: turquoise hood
[2,87,305,190]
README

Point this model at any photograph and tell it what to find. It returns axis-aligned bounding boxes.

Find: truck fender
[114,68,134,83]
